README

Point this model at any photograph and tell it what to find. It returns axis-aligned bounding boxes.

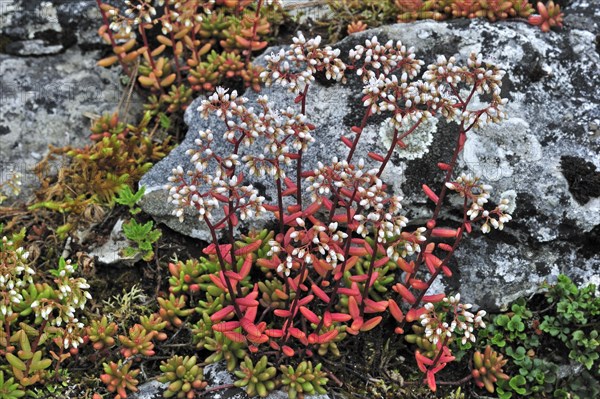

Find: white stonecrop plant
[165,31,516,393]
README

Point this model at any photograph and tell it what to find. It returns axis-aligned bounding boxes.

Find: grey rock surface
[281,0,332,25]
[0,1,103,55]
[0,0,137,201]
[141,2,600,310]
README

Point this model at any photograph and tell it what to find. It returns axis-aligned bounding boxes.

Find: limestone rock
[0,1,102,55]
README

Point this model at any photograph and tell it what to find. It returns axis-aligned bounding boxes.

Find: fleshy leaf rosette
[528,1,564,32]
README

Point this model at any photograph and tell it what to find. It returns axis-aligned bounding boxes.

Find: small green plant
[30,111,172,241]
[102,284,148,321]
[539,275,600,371]
[471,345,510,393]
[279,361,329,399]
[115,186,146,215]
[96,0,279,115]
[0,371,25,399]
[479,297,538,349]
[394,0,561,31]
[88,316,118,351]
[118,324,156,358]
[99,360,140,399]
[445,387,465,399]
[203,331,247,372]
[325,0,563,40]
[496,355,558,397]
[158,355,207,398]
[234,356,277,398]
[121,218,162,261]
[476,275,599,397]
[1,229,92,394]
[157,293,194,329]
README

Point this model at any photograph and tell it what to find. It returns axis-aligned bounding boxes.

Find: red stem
[275,176,285,236]
[163,5,183,85]
[95,0,131,75]
[359,234,379,317]
[204,217,243,319]
[296,84,310,208]
[376,119,423,178]
[244,0,264,67]
[139,24,157,71]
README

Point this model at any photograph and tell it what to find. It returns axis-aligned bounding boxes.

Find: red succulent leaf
[348,296,361,320]
[317,329,339,344]
[210,305,235,322]
[300,306,320,324]
[212,321,241,332]
[388,299,404,322]
[393,283,416,304]
[235,241,262,256]
[415,350,434,372]
[363,298,388,313]
[311,284,331,303]
[360,316,382,331]
[329,312,352,323]
[422,184,439,203]
[422,293,446,303]
[240,318,261,338]
[426,370,437,392]
[282,345,295,357]
[223,331,246,343]
[265,329,284,338]
[274,309,292,318]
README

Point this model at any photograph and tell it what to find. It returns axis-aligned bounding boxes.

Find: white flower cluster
[30,259,92,342]
[445,173,514,233]
[0,238,33,318]
[306,157,375,203]
[167,155,266,224]
[260,32,347,93]
[166,86,323,225]
[420,294,487,346]
[423,53,508,129]
[170,88,319,224]
[386,226,427,261]
[349,37,423,80]
[268,221,348,276]
[0,246,90,349]
[157,0,207,33]
[199,89,315,172]
[124,0,157,25]
[106,0,157,38]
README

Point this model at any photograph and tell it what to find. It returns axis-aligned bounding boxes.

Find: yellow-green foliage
[1,232,92,393]
[158,355,207,398]
[28,111,172,238]
[97,0,281,115]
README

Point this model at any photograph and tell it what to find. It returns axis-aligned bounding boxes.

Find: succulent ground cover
[0,1,597,399]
